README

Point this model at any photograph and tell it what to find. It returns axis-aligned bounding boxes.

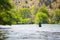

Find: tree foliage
[34,12,49,24]
[38,5,49,16]
[53,9,60,24]
[0,0,13,25]
[0,0,12,12]
[17,8,31,24]
[0,0,60,25]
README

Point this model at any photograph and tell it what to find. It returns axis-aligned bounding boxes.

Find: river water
[0,24,60,40]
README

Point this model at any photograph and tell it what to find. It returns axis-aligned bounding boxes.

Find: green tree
[0,0,13,25]
[18,8,31,24]
[38,5,49,16]
[53,9,60,24]
[0,0,12,12]
[34,12,49,24]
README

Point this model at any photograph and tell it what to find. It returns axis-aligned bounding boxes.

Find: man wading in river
[39,21,41,27]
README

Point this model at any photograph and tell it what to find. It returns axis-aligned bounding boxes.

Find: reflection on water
[0,25,60,40]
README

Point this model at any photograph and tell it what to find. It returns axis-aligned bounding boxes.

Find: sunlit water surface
[0,24,60,40]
